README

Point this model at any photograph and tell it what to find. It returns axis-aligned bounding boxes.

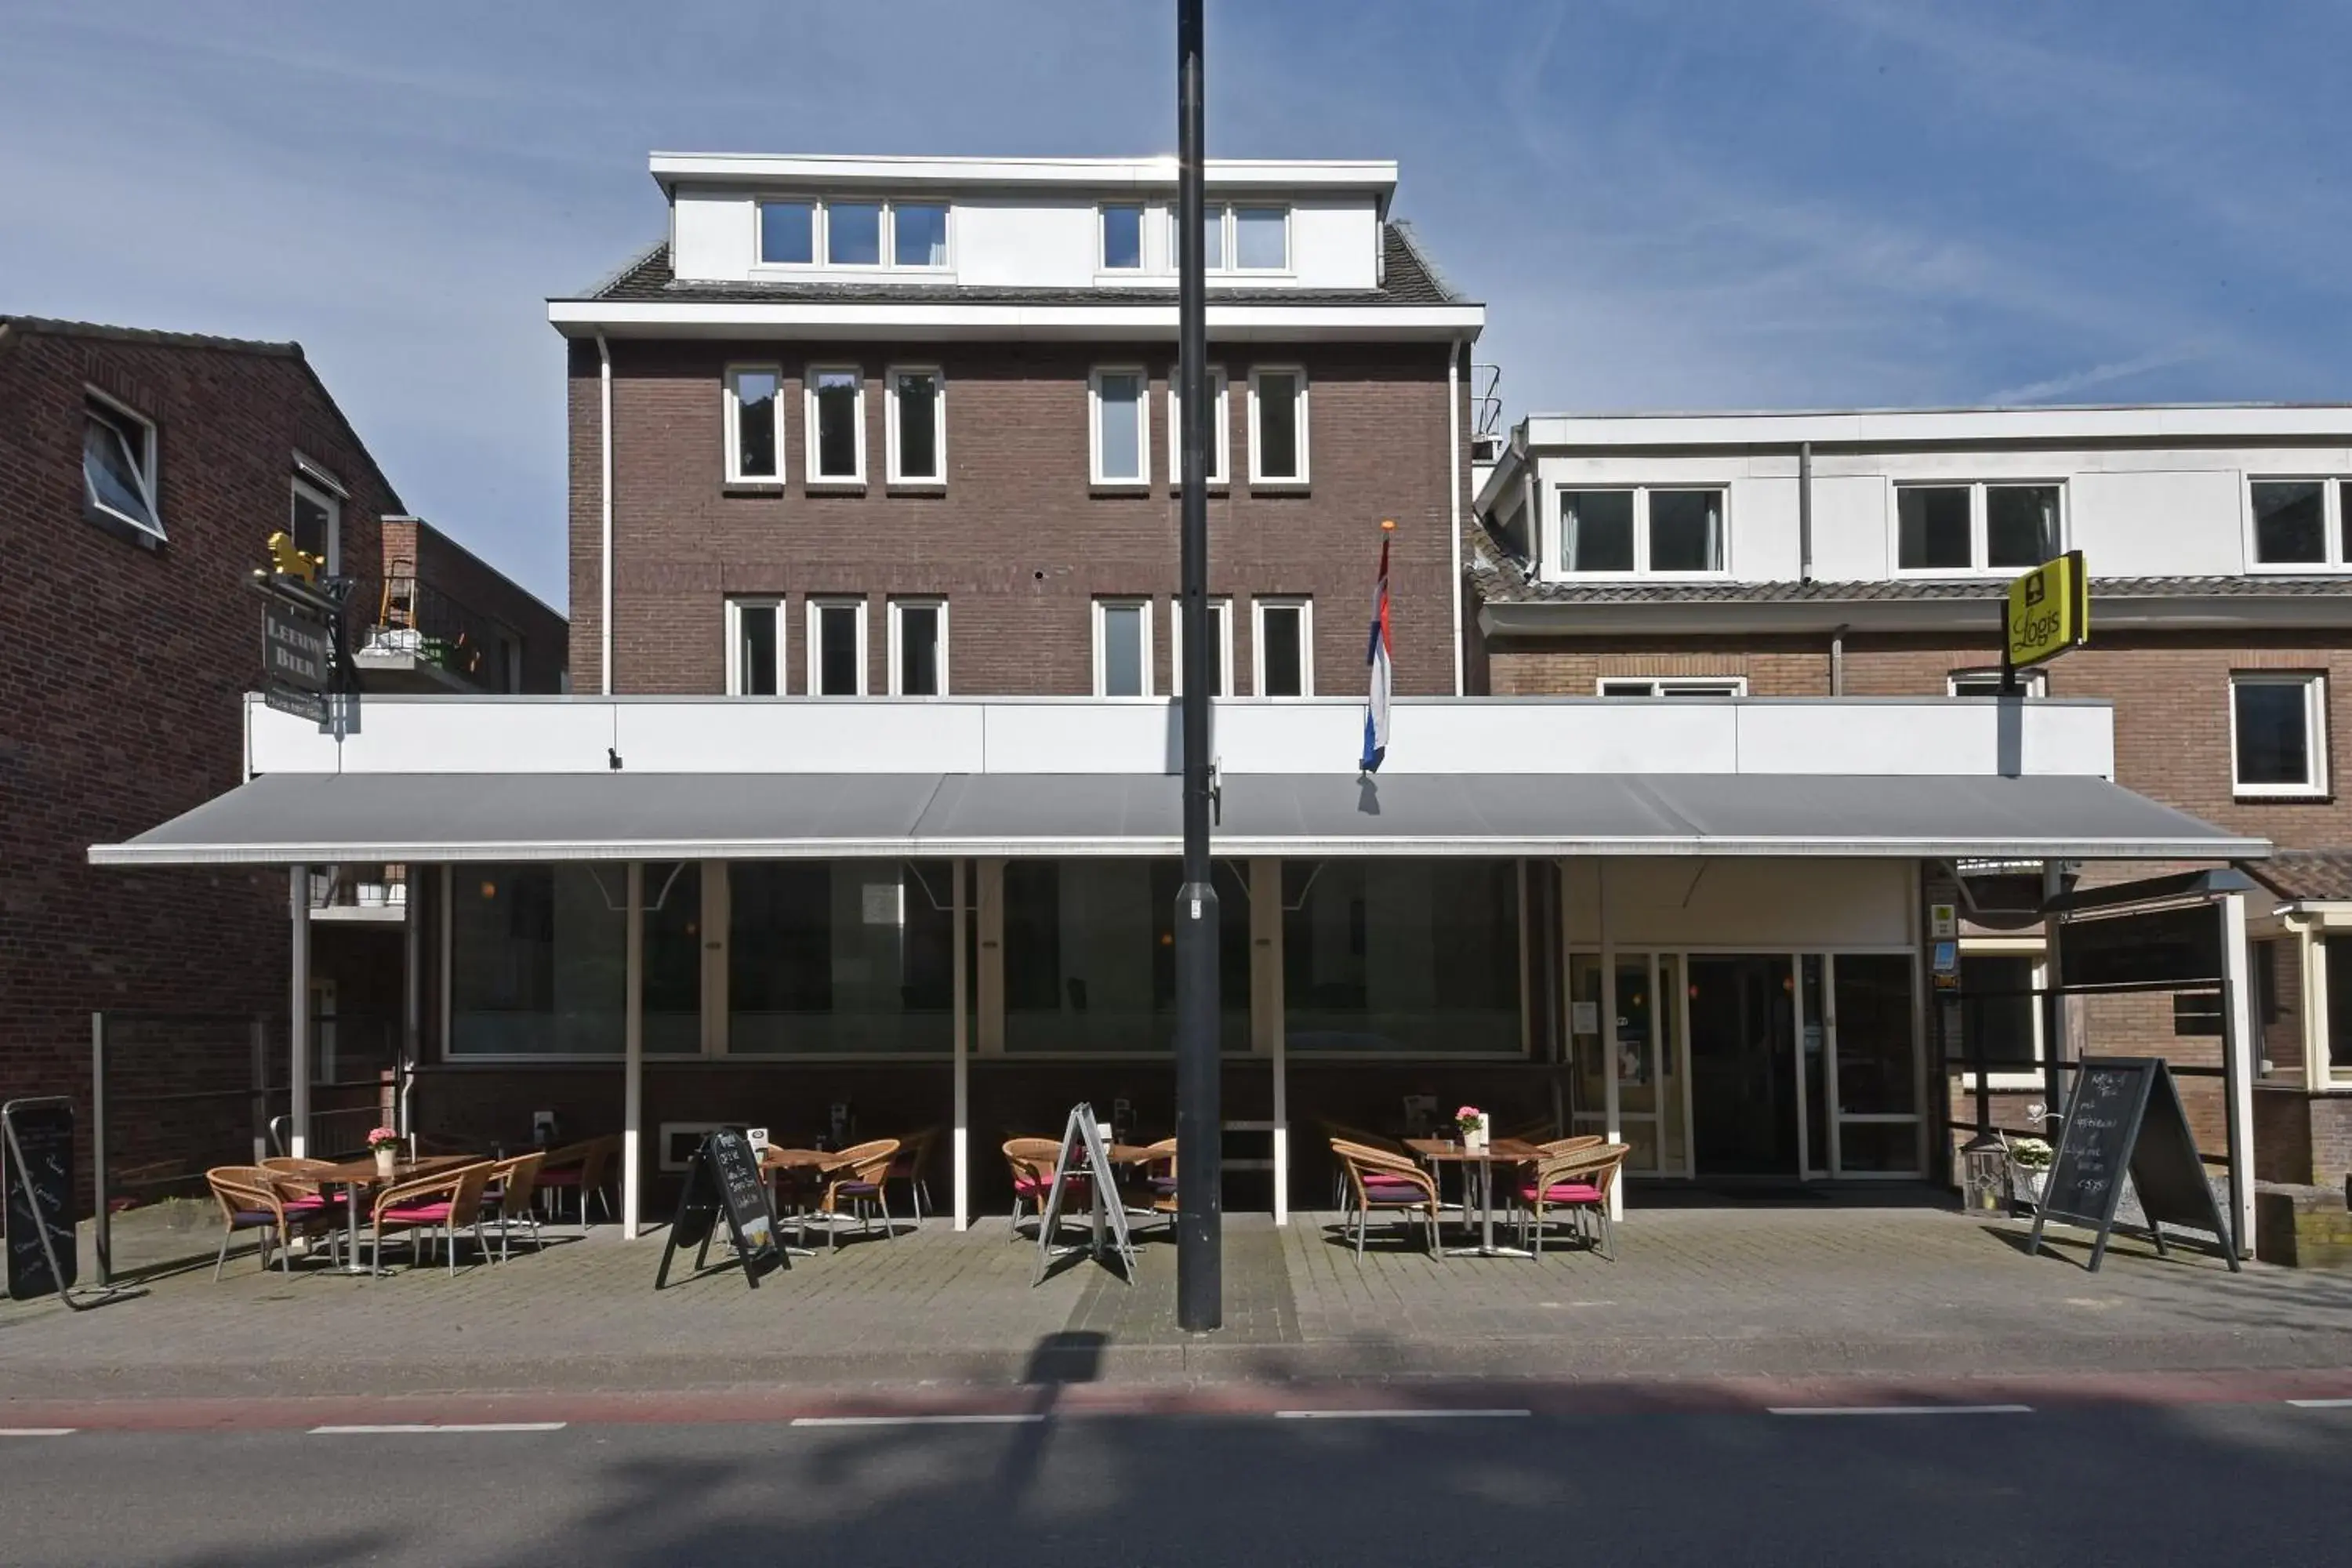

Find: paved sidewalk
[4,1199,2349,1405]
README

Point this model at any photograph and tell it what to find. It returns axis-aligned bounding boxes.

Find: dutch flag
[1359,526,1393,773]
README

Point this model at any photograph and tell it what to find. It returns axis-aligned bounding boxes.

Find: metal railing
[350,567,521,692]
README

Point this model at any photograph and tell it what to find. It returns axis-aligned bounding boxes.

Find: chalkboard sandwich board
[5,1098,79,1304]
[655,1129,786,1290]
[2027,1058,2239,1273]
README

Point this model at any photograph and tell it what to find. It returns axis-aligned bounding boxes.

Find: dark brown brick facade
[379,517,568,693]
[569,339,1470,697]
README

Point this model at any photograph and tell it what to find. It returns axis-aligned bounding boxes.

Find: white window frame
[83,389,164,542]
[752,198,952,272]
[1891,480,2067,578]
[803,365,866,487]
[2230,672,2329,798]
[1088,367,1151,488]
[754,199,819,268]
[886,200,953,270]
[884,365,946,486]
[1168,596,1234,697]
[1252,596,1314,699]
[1229,204,1292,272]
[1092,597,1155,699]
[724,597,784,696]
[1595,676,1748,698]
[1181,204,1294,274]
[1947,668,2049,698]
[1247,366,1310,486]
[887,598,949,697]
[1098,202,1147,272]
[2245,476,2350,574]
[1165,365,1229,487]
[723,364,786,485]
[1956,937,2048,1091]
[805,597,869,697]
[1552,485,1731,579]
[289,474,343,576]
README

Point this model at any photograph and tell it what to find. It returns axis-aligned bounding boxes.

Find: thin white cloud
[1987,346,2212,405]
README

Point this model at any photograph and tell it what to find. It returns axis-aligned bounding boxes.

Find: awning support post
[953,856,970,1232]
[2221,890,2255,1258]
[622,861,643,1240]
[289,863,311,1158]
[1599,862,1622,1223]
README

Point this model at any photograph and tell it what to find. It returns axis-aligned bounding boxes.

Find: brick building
[1472,405,2352,1194]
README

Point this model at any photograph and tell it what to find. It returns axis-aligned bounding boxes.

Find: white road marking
[1274,1408,1532,1420]
[1768,1405,2034,1417]
[308,1422,568,1435]
[789,1414,1048,1428]
[0,1428,76,1437]
[2285,1398,2352,1409]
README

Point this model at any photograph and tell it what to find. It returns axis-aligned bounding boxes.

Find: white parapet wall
[245,694,2116,780]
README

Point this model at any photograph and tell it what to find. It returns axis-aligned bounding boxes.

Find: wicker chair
[1003,1136,1091,1241]
[477,1151,549,1261]
[205,1165,339,1279]
[535,1134,618,1226]
[1515,1142,1631,1259]
[1533,1134,1606,1160]
[368,1160,495,1276]
[885,1127,939,1221]
[1330,1138,1442,1258]
[1117,1138,1179,1233]
[816,1138,902,1250]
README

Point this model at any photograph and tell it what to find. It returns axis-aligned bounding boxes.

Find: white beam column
[2222,891,2256,1258]
[1252,858,1287,1226]
[953,857,970,1231]
[1600,862,1622,1222]
[622,860,644,1239]
[288,864,311,1158]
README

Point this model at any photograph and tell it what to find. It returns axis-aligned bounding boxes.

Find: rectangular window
[1596,677,1746,697]
[1100,203,1144,270]
[2249,479,2336,568]
[1647,489,1723,572]
[1560,489,1635,572]
[289,477,340,575]
[449,865,714,1057]
[889,600,946,696]
[825,201,883,266]
[758,200,815,265]
[2328,937,2352,1083]
[84,394,162,540]
[724,366,783,481]
[1200,208,1225,270]
[1091,368,1149,485]
[891,202,949,267]
[805,368,865,483]
[1896,485,1973,571]
[808,598,867,696]
[1250,368,1307,483]
[886,367,943,484]
[1003,859,1251,1052]
[728,861,954,1054]
[1170,597,1232,696]
[1232,205,1289,270]
[1283,858,1523,1054]
[1896,481,2063,572]
[1986,485,2060,568]
[1254,597,1312,698]
[727,600,781,695]
[2231,673,2327,796]
[1094,599,1152,697]
[1166,366,1229,485]
[1948,668,2048,697]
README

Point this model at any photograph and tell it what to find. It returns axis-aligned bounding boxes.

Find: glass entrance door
[1567,952,1691,1178]
[1687,955,1799,1176]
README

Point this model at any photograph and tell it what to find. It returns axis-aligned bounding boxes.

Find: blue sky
[6,1,2346,607]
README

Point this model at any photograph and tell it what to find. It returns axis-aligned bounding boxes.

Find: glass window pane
[1561,490,1635,572]
[759,201,814,264]
[2341,481,2352,564]
[1003,860,1248,1052]
[1203,209,1225,270]
[83,409,156,528]
[1205,601,1228,695]
[729,861,953,1054]
[1097,372,1142,480]
[1897,487,1973,570]
[816,604,861,695]
[1283,859,1521,1053]
[1649,489,1722,572]
[736,604,778,695]
[1801,955,1829,1174]
[1255,372,1299,480]
[1102,204,1143,269]
[733,370,779,478]
[1958,954,2037,1069]
[893,203,948,267]
[826,201,882,265]
[1835,1120,1920,1174]
[290,485,335,564]
[643,862,702,1054]
[449,866,624,1055]
[897,604,940,695]
[893,372,938,480]
[1833,953,1916,1115]
[2234,681,2313,786]
[1261,604,1305,697]
[1987,485,2060,568]
[1100,603,1144,696]
[813,369,860,477]
[2252,481,2326,564]
[1234,207,1287,269]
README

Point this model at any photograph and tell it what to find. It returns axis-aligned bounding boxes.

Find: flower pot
[375,1148,397,1180]
[2010,1166,2047,1210]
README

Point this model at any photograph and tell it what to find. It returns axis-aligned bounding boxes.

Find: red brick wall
[379,517,568,692]
[0,324,398,1208]
[569,339,1466,697]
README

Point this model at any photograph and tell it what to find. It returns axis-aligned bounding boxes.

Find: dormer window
[1181,205,1291,273]
[827,202,883,265]
[756,198,952,270]
[759,201,815,265]
[1101,204,1145,270]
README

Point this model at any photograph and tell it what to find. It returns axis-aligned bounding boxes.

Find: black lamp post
[1172,0,1222,1334]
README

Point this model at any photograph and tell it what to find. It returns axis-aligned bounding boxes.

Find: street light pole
[1173,0,1222,1334]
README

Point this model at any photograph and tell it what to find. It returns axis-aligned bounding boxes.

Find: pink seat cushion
[537,1168,583,1186]
[1519,1181,1604,1205]
[380,1201,456,1225]
[1013,1172,1090,1198]
[1361,1178,1427,1206]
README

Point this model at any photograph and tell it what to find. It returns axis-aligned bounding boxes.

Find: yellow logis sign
[2005,549,2089,669]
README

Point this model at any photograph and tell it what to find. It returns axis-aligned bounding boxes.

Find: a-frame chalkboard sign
[4,1098,80,1305]
[1031,1102,1137,1287]
[2027,1057,2240,1273]
[655,1129,786,1290]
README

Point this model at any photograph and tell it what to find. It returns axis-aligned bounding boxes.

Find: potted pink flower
[366,1125,402,1179]
[1454,1105,1489,1152]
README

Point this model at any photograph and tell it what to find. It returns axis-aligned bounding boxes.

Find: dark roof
[0,315,303,357]
[2249,850,2352,903]
[568,222,1468,307]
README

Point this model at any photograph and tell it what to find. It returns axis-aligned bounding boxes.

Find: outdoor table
[299,1152,483,1276]
[758,1148,844,1256]
[1404,1138,1544,1259]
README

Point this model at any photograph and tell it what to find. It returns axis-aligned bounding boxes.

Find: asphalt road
[2,1401,2346,1566]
